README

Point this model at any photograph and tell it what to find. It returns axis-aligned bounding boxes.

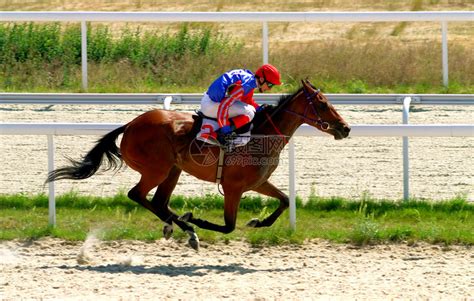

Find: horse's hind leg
[127,172,169,216]
[150,166,196,242]
[128,167,199,250]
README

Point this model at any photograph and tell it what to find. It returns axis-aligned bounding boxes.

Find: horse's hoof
[162,223,173,240]
[178,212,193,222]
[186,230,199,251]
[246,218,260,228]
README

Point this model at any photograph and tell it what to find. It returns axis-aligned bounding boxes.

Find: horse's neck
[251,92,304,155]
[271,111,302,138]
[271,92,305,137]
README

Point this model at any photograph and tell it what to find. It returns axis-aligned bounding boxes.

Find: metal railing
[1,11,473,88]
[1,93,473,228]
[2,92,473,105]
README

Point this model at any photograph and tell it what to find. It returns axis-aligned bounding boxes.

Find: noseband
[284,89,330,130]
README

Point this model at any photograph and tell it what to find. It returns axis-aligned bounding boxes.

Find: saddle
[193,111,253,151]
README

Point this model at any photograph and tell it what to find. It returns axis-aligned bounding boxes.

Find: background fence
[1,10,473,228]
[1,11,473,88]
[1,93,473,228]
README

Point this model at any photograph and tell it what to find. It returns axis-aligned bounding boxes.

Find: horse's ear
[304,79,318,90]
[301,79,311,91]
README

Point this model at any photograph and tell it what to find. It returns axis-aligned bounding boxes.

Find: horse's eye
[320,102,328,110]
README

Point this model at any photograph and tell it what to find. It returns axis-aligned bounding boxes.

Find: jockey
[199,64,282,145]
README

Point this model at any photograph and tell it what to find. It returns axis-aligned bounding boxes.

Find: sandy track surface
[0,238,472,300]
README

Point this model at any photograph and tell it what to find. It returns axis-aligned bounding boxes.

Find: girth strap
[215,147,225,184]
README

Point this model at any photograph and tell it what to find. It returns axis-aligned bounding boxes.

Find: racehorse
[47,80,350,250]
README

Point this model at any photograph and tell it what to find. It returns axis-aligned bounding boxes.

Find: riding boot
[217,131,236,149]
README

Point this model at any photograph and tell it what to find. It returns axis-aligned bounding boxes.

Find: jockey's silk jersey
[206,69,259,108]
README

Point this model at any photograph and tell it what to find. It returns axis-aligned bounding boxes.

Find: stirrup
[217,132,237,152]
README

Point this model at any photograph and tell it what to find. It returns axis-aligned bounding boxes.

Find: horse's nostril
[344,126,351,133]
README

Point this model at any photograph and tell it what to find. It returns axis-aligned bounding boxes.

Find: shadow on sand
[52,263,295,277]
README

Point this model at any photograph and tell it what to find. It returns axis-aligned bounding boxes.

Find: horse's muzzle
[333,123,351,140]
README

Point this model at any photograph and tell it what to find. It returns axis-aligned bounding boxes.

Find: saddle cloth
[196,117,252,148]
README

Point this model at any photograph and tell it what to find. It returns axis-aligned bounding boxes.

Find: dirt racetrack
[0,103,472,201]
[0,237,472,300]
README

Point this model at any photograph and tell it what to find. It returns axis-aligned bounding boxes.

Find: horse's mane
[252,87,303,130]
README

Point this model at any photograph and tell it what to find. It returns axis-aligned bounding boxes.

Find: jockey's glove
[219,125,234,135]
[256,104,269,113]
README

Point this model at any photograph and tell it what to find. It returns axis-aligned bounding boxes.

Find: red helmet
[255,64,282,85]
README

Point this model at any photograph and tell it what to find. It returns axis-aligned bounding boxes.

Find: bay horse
[47,80,350,250]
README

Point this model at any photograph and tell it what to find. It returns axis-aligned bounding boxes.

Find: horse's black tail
[46,125,127,183]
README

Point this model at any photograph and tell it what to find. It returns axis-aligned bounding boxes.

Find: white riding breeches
[200,93,256,124]
[197,93,254,147]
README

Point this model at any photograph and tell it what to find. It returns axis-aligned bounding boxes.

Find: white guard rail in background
[1,93,473,228]
[1,11,473,88]
[2,123,472,137]
[1,93,473,105]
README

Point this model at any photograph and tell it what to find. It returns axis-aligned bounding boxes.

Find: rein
[264,111,288,144]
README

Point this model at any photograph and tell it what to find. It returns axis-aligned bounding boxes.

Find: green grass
[1,193,472,246]
[0,22,473,93]
[0,23,234,65]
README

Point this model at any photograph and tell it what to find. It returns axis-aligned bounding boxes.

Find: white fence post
[262,22,269,65]
[163,96,173,110]
[402,97,411,201]
[441,21,449,87]
[47,134,56,226]
[81,20,88,91]
[288,138,296,230]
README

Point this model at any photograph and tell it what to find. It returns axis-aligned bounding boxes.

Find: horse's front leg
[247,181,289,228]
[179,188,242,234]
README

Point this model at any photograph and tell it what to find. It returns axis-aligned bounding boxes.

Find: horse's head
[295,79,351,140]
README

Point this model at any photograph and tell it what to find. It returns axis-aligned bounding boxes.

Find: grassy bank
[1,23,473,93]
[1,193,472,246]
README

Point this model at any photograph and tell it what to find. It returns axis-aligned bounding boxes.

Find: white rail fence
[1,93,473,228]
[1,11,473,88]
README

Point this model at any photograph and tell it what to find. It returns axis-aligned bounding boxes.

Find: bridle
[261,87,330,144]
[284,88,330,130]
